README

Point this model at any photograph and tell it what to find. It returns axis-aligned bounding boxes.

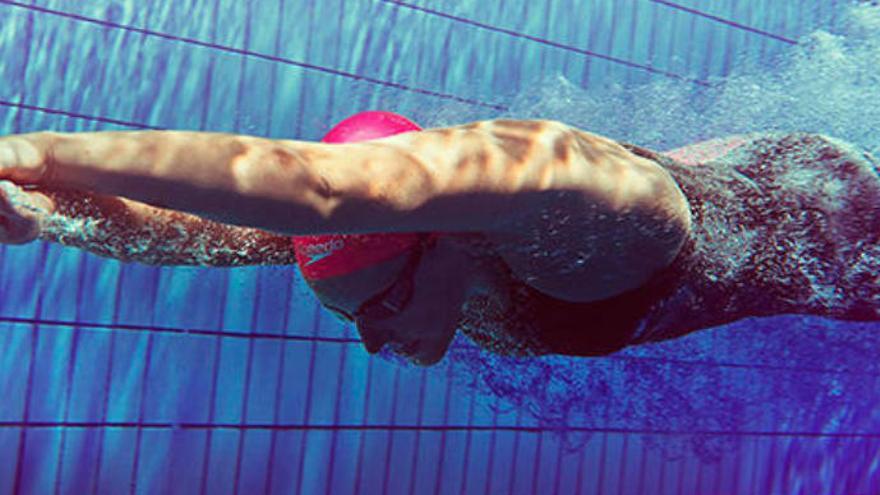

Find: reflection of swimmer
[1,112,879,366]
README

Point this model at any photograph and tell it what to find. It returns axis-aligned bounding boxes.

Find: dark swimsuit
[461,133,880,357]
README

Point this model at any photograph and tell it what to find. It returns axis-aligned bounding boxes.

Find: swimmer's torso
[458,133,880,356]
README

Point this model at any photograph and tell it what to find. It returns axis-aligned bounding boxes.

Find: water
[428,4,880,492]
[1,1,878,493]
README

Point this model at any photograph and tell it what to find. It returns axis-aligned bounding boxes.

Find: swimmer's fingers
[0,181,54,244]
[0,132,54,185]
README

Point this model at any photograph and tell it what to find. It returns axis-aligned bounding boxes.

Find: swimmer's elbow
[219,138,432,234]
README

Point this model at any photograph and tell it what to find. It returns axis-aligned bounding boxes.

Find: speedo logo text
[303,239,345,265]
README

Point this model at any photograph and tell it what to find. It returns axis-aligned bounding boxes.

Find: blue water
[1,1,879,493]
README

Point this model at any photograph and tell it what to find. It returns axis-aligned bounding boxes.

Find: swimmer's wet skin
[0,120,690,294]
[0,119,689,365]
[2,121,878,365]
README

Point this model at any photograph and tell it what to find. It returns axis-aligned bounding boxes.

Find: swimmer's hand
[0,133,55,243]
[0,133,51,185]
[0,181,55,244]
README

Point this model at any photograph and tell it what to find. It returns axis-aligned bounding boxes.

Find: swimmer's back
[459,133,880,356]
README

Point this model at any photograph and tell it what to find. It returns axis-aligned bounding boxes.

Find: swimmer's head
[291,111,424,324]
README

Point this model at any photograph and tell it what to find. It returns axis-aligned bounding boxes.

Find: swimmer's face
[355,237,475,366]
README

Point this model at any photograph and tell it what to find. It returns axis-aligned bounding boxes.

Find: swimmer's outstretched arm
[0,120,690,269]
[36,187,299,266]
[0,179,297,265]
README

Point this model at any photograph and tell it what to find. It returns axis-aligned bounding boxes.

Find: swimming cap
[291,111,422,281]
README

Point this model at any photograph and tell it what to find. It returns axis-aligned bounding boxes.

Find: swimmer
[2,112,879,366]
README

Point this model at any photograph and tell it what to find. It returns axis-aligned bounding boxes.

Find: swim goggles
[325,234,434,325]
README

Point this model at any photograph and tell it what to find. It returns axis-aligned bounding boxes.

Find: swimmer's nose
[357,324,391,354]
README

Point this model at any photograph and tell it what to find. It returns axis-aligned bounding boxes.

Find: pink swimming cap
[292,111,422,281]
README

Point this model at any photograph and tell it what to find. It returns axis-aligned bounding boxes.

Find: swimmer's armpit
[36,187,297,266]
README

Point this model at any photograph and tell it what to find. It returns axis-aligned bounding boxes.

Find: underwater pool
[1,0,879,493]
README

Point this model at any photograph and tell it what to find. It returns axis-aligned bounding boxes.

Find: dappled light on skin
[412,6,880,485]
